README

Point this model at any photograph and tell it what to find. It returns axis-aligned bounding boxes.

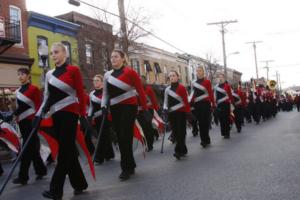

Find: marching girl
[163,70,191,159]
[88,74,114,164]
[10,68,47,185]
[189,66,215,148]
[101,49,147,181]
[39,42,88,199]
[214,72,233,139]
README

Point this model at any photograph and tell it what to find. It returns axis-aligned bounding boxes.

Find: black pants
[0,162,3,175]
[217,103,230,137]
[94,116,115,162]
[191,109,199,135]
[137,110,154,150]
[194,101,211,145]
[233,106,243,131]
[50,111,87,196]
[253,102,261,123]
[18,119,47,181]
[169,111,187,155]
[110,104,137,172]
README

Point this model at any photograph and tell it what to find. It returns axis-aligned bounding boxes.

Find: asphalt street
[1,111,300,200]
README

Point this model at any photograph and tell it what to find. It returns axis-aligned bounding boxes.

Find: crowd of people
[0,42,298,200]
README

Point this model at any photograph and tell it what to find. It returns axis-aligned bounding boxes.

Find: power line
[207,20,238,79]
[69,0,188,54]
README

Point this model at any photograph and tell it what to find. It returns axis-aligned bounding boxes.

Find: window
[144,60,152,72]
[85,44,92,64]
[37,36,49,68]
[9,5,22,45]
[131,59,140,75]
[154,62,162,81]
[62,41,72,64]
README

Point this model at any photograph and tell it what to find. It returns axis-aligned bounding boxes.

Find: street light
[38,42,49,88]
[68,0,80,6]
[226,51,240,58]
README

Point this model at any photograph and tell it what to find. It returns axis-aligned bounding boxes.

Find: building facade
[28,11,80,88]
[128,43,190,86]
[57,12,114,89]
[0,0,34,89]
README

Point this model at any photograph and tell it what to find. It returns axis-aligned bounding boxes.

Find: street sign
[0,17,5,38]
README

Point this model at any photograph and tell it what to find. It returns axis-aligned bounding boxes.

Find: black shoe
[12,178,27,185]
[42,190,62,200]
[224,135,230,139]
[237,128,241,133]
[201,143,207,148]
[94,158,104,165]
[119,171,131,181]
[173,153,181,160]
[74,189,86,195]
[36,174,47,180]
[147,146,153,152]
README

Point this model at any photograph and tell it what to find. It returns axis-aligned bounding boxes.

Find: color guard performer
[232,85,245,133]
[10,68,47,185]
[189,66,215,147]
[88,74,115,164]
[163,70,191,159]
[40,42,88,199]
[101,49,148,181]
[214,72,233,139]
[137,75,160,152]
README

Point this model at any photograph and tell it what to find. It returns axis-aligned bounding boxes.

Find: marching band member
[11,68,47,185]
[232,85,245,133]
[88,74,114,164]
[214,72,233,139]
[163,70,191,159]
[40,42,88,199]
[137,75,160,152]
[101,49,148,181]
[189,66,215,147]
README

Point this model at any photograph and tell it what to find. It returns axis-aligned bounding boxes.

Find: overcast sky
[26,0,300,88]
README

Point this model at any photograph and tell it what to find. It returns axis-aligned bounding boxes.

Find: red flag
[38,118,59,161]
[151,110,165,133]
[76,125,96,180]
[0,121,20,153]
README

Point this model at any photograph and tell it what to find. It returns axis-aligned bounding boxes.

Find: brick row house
[0,0,34,111]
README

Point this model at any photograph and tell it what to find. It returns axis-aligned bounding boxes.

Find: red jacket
[39,63,86,117]
[16,83,41,121]
[144,85,159,110]
[164,82,190,113]
[190,78,215,107]
[102,66,147,110]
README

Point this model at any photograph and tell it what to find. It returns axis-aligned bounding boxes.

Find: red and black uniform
[163,82,190,157]
[102,66,147,176]
[39,63,88,198]
[232,87,245,132]
[190,78,215,147]
[88,88,114,163]
[214,82,233,138]
[253,87,262,124]
[137,84,159,151]
[14,83,47,182]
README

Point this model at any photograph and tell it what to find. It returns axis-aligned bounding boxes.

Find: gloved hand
[79,116,88,131]
[32,116,42,128]
[101,106,108,115]
[186,112,196,123]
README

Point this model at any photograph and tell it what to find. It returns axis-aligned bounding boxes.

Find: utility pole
[118,0,129,54]
[275,71,280,94]
[261,60,274,81]
[207,20,238,79]
[246,41,262,80]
